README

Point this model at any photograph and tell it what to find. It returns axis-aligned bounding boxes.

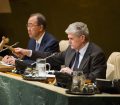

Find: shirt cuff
[27,50,32,57]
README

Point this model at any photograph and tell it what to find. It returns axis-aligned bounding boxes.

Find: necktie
[35,43,40,51]
[73,51,80,70]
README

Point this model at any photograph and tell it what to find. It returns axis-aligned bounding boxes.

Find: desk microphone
[31,52,57,66]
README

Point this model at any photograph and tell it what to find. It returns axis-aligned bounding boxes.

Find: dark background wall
[0,0,120,58]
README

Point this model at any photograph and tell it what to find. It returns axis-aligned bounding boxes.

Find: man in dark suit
[14,22,106,81]
[2,13,59,66]
[28,32,59,53]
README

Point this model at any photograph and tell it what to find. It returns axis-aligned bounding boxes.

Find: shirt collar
[79,42,89,56]
[36,32,45,44]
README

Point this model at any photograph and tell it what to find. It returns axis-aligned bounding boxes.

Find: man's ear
[80,35,86,41]
[39,25,44,31]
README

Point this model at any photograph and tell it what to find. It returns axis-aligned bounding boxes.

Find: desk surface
[0,72,68,96]
[0,64,14,72]
[0,72,120,105]
[0,72,120,97]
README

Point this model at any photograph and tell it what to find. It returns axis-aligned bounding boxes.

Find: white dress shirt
[28,32,45,57]
[71,42,89,69]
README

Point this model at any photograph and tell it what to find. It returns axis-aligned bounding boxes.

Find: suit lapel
[65,48,76,67]
[31,39,36,51]
[38,33,47,51]
[79,43,92,70]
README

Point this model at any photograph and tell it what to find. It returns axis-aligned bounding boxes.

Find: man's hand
[14,48,31,57]
[2,55,10,64]
[60,67,73,75]
[2,55,15,65]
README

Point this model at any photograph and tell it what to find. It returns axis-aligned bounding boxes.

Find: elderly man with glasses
[2,13,59,73]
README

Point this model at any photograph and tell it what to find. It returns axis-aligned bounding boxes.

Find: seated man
[2,13,59,73]
[13,22,107,82]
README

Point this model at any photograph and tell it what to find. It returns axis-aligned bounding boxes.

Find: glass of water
[35,58,50,77]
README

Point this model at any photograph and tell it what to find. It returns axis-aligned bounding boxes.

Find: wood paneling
[0,0,120,57]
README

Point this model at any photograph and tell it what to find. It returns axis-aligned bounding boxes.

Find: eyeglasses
[26,23,39,28]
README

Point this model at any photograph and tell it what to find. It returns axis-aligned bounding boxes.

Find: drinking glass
[35,58,50,77]
[71,70,85,92]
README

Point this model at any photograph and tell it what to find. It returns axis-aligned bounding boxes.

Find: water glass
[35,58,50,77]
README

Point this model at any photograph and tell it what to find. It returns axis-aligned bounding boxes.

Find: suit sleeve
[46,51,66,70]
[86,52,107,81]
[43,39,59,53]
[30,51,65,70]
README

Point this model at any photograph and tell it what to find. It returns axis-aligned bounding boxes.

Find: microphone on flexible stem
[30,52,57,66]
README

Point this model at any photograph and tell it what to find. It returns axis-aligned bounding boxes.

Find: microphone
[31,52,57,66]
[44,52,57,60]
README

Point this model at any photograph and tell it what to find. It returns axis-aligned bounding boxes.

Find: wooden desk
[0,72,120,105]
[0,64,14,72]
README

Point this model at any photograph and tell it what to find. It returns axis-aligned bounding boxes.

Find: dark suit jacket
[27,32,59,53]
[45,42,107,81]
[24,32,59,62]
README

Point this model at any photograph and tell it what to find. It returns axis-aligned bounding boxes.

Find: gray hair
[65,22,89,37]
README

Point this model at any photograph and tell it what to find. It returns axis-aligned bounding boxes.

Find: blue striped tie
[35,43,40,51]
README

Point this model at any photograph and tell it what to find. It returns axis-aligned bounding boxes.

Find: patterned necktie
[35,43,40,51]
[73,51,80,70]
